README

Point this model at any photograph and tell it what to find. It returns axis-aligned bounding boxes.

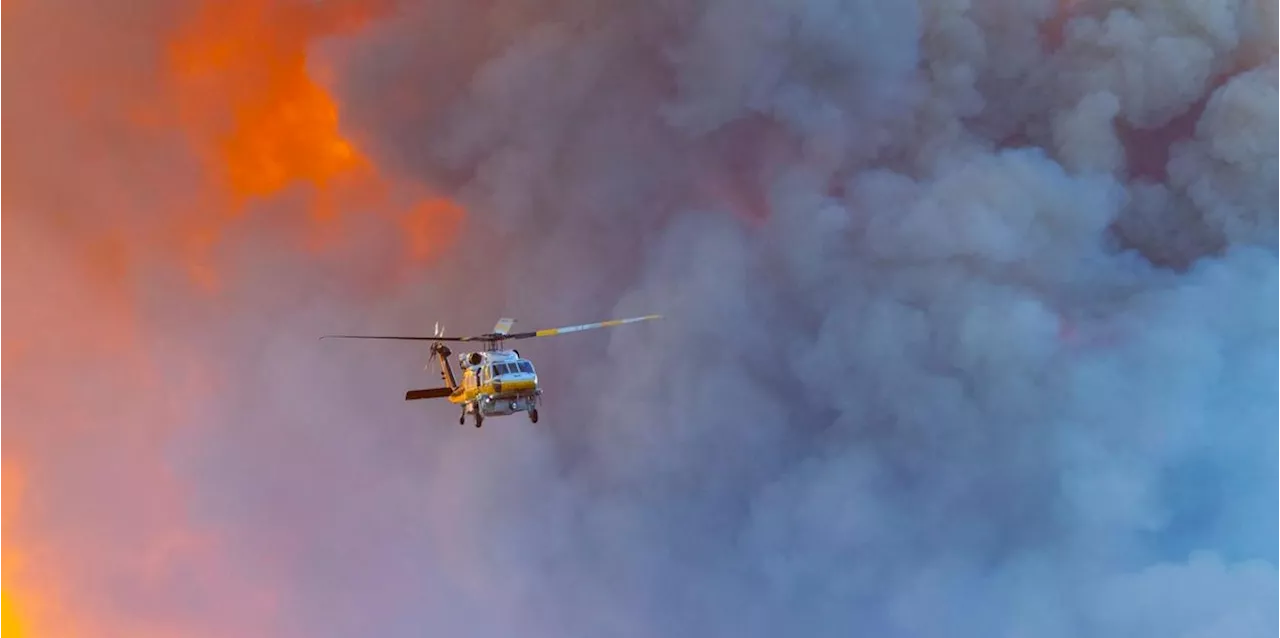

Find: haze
[3,1,1276,636]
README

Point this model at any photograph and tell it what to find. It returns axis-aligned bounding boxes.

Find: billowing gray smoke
[151,0,1280,636]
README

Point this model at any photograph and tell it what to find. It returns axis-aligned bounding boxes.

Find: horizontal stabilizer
[405,387,453,401]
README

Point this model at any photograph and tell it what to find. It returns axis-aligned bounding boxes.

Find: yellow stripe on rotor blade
[532,314,662,337]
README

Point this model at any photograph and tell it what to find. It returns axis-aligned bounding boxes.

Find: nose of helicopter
[493,375,537,393]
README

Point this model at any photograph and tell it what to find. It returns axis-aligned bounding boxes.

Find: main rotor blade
[320,335,486,342]
[504,314,662,340]
[322,314,661,343]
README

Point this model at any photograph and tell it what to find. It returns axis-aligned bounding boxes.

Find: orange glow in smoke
[169,0,379,200]
[403,199,466,264]
[2,593,26,638]
[157,0,461,286]
[0,463,25,638]
[1041,0,1081,51]
[4,1,463,635]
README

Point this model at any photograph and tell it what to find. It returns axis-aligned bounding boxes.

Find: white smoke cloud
[1168,65,1279,247]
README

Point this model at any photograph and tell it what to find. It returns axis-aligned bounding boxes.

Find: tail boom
[430,342,458,389]
[405,387,453,401]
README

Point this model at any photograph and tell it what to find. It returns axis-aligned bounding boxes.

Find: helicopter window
[517,361,534,374]
[495,363,510,376]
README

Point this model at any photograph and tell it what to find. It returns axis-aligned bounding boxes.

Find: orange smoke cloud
[0,461,23,635]
[168,0,381,201]
[162,0,457,278]
[2,593,26,638]
[1,249,276,637]
[403,199,467,263]
[3,0,460,635]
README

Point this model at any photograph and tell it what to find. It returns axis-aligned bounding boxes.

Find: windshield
[490,361,535,377]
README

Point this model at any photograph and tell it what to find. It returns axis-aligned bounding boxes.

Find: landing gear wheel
[458,412,466,425]
[528,409,539,424]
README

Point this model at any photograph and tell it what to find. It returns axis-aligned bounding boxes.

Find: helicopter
[322,314,661,428]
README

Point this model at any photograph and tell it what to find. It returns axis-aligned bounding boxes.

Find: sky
[3,0,1277,636]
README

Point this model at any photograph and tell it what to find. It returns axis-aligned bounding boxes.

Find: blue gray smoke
[179,1,1278,636]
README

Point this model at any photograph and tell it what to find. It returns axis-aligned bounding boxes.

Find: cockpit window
[517,361,534,374]
[495,363,510,376]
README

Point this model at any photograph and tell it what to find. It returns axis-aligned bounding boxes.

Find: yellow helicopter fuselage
[446,350,541,418]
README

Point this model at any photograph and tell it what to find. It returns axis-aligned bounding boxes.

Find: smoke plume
[4,0,1276,637]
